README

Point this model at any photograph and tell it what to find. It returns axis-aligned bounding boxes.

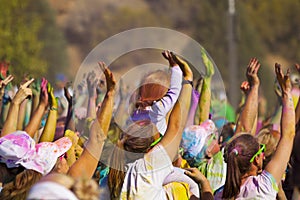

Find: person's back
[220,63,295,199]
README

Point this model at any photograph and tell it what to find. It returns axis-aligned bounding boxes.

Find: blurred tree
[0,0,69,84]
[243,0,300,61]
[0,0,46,82]
[27,0,69,84]
[61,0,300,109]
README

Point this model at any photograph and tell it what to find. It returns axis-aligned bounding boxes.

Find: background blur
[0,0,299,112]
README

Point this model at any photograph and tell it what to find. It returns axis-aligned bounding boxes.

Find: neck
[241,165,258,185]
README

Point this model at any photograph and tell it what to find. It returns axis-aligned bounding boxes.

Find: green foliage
[0,0,68,84]
[241,0,300,60]
[26,0,69,84]
[0,0,46,82]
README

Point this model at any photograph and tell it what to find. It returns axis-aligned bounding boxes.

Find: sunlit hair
[29,173,100,200]
[108,120,156,199]
[71,176,100,200]
[257,128,280,168]
[222,134,260,199]
[135,70,170,108]
[0,169,42,200]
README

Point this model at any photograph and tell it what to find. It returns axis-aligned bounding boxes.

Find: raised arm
[295,63,300,125]
[95,62,116,134]
[68,62,116,179]
[159,52,193,160]
[39,83,57,142]
[24,78,48,137]
[0,75,13,116]
[235,58,260,134]
[86,71,98,120]
[195,47,215,125]
[149,51,183,134]
[30,79,41,118]
[158,50,183,112]
[265,63,295,184]
[1,78,34,137]
[63,84,75,132]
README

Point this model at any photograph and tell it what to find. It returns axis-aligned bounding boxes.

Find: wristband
[182,79,193,87]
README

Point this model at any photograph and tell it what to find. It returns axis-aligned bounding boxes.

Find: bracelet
[182,79,193,87]
[50,107,58,111]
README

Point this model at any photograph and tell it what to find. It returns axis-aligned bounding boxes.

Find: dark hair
[108,120,155,200]
[0,163,25,184]
[219,122,235,146]
[222,134,260,199]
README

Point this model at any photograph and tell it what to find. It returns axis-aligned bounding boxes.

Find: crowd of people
[0,50,299,200]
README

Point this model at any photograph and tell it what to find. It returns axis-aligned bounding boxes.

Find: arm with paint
[64,84,75,132]
[1,78,34,137]
[39,83,57,142]
[0,75,13,117]
[24,78,49,138]
[68,62,115,179]
[295,63,300,125]
[235,58,260,135]
[265,63,295,184]
[195,47,215,125]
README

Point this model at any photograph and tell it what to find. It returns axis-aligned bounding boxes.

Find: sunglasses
[250,144,266,163]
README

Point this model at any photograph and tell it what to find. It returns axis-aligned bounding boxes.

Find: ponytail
[222,134,259,199]
[222,150,242,199]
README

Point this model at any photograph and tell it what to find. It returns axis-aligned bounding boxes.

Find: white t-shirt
[120,144,174,200]
[214,170,278,200]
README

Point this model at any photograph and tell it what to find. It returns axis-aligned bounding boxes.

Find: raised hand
[275,63,292,95]
[98,62,116,92]
[246,58,261,86]
[39,78,49,108]
[64,82,73,105]
[47,82,58,110]
[12,78,34,105]
[200,46,215,78]
[170,52,193,81]
[162,50,177,67]
[87,71,98,99]
[240,81,250,95]
[0,74,13,90]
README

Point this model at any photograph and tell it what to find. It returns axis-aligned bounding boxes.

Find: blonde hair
[71,177,99,200]
[257,128,280,167]
[33,173,100,200]
[0,169,42,200]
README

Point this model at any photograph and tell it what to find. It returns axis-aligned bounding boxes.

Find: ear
[219,136,223,144]
[254,154,260,166]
